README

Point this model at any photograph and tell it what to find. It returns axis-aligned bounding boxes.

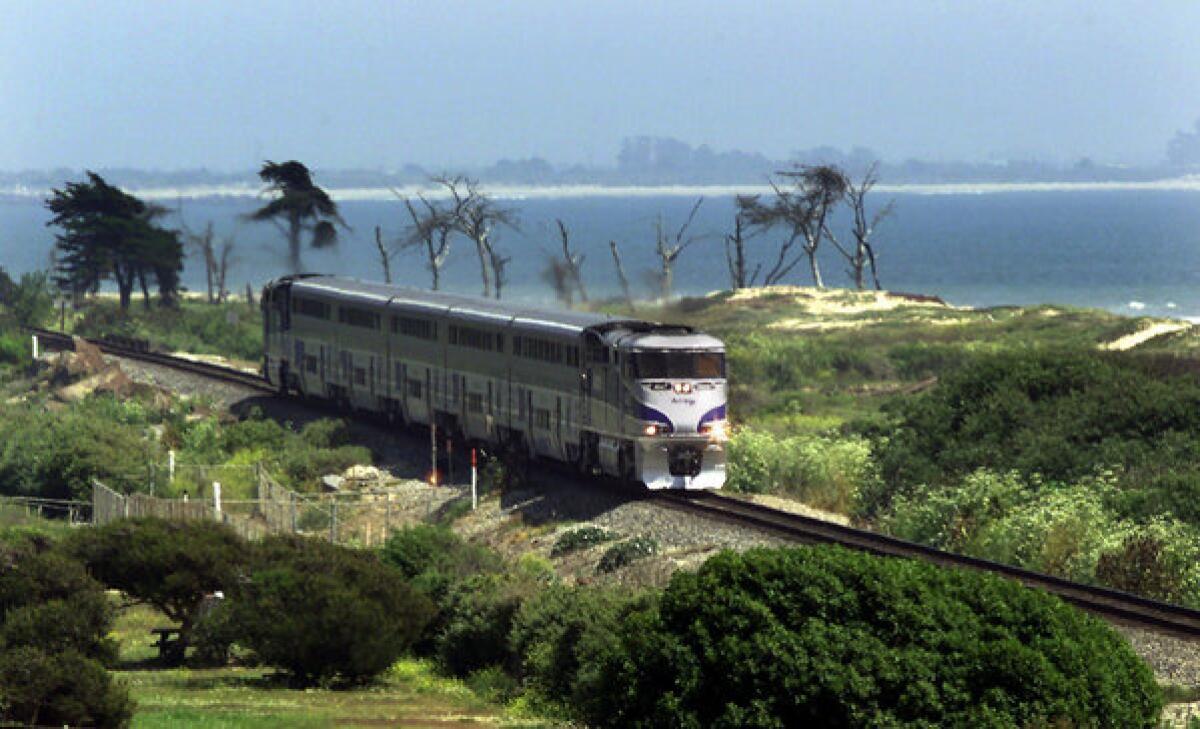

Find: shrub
[725,428,877,513]
[0,541,117,663]
[575,545,1161,728]
[508,584,627,709]
[67,518,246,664]
[0,647,133,728]
[597,536,658,573]
[228,535,433,684]
[436,571,541,677]
[551,526,614,557]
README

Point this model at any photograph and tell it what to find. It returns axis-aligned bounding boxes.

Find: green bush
[597,536,658,573]
[228,535,433,685]
[551,526,614,557]
[575,545,1162,728]
[436,571,541,677]
[866,349,1200,518]
[72,298,262,361]
[725,428,877,513]
[508,584,627,710]
[68,517,246,664]
[0,400,159,500]
[0,647,133,728]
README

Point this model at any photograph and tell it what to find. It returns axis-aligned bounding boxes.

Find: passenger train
[261,275,728,489]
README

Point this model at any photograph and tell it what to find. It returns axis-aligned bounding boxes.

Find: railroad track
[28,327,1200,638]
[654,491,1200,638]
[28,327,274,393]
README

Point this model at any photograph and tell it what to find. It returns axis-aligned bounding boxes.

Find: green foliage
[227,535,433,685]
[0,269,55,329]
[550,525,614,557]
[726,428,877,512]
[46,171,183,310]
[0,538,131,728]
[574,545,1161,729]
[0,398,159,500]
[597,536,658,573]
[68,518,246,663]
[0,539,117,663]
[866,349,1200,518]
[72,297,262,361]
[380,524,503,604]
[0,647,133,728]
[436,570,545,678]
[508,584,627,710]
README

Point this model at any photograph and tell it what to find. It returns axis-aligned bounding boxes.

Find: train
[260,275,728,490]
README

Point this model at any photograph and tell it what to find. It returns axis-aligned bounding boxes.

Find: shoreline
[4,176,1200,202]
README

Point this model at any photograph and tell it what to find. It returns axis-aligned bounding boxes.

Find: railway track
[29,327,274,393]
[654,491,1200,638]
[28,327,1200,638]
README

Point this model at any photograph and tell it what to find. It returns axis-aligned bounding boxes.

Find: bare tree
[374,226,392,284]
[433,175,516,298]
[609,240,635,310]
[737,165,847,288]
[848,164,894,291]
[651,197,704,300]
[398,193,456,291]
[723,213,760,290]
[178,208,236,304]
[541,219,587,305]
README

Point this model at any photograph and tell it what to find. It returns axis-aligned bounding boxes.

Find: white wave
[1127,301,1147,310]
[5,175,1200,202]
[1167,302,1178,309]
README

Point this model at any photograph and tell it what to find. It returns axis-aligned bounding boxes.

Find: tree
[46,172,184,311]
[824,163,894,290]
[246,161,346,273]
[433,176,516,298]
[650,197,704,300]
[541,219,588,307]
[227,535,433,685]
[0,270,55,328]
[373,226,392,283]
[576,545,1161,728]
[398,193,456,291]
[68,518,247,665]
[609,241,635,311]
[179,214,236,304]
[737,165,848,288]
[722,213,759,290]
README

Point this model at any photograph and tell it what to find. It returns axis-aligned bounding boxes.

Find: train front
[623,332,728,490]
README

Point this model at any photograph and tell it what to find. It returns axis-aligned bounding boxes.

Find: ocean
[2,187,1199,319]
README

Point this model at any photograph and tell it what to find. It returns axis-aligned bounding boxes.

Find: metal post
[471,448,478,510]
[212,481,222,518]
[429,422,438,485]
[31,334,38,361]
[168,450,176,482]
[330,500,338,543]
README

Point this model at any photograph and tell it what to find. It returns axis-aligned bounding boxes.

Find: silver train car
[261,275,728,489]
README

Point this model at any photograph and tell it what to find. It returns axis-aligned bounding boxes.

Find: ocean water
[2,189,1198,319]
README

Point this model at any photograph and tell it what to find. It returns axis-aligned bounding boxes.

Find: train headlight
[700,419,729,442]
[644,423,660,436]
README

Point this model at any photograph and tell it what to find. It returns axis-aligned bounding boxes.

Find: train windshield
[630,350,725,379]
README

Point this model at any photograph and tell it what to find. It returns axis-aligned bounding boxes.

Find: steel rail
[653,491,1200,638]
[27,326,1200,637]
[27,327,274,393]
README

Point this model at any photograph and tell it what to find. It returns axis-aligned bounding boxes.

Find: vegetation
[575,545,1161,729]
[0,535,132,727]
[228,536,433,685]
[596,536,659,573]
[46,172,184,311]
[69,518,247,664]
[70,296,262,361]
[550,525,614,557]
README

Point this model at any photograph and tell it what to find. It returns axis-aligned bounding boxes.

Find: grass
[67,297,263,363]
[111,605,554,728]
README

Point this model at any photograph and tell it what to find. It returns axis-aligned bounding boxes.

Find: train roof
[284,275,646,336]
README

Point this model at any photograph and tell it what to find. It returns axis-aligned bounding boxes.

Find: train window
[305,356,318,373]
[534,409,551,429]
[293,298,331,320]
[354,367,367,385]
[392,315,437,340]
[407,379,423,399]
[449,325,494,351]
[339,307,380,330]
[629,351,726,379]
[467,392,484,413]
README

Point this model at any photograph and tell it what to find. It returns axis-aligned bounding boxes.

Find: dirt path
[1101,321,1191,351]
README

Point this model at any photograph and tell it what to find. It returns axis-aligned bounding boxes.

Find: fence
[0,495,90,525]
[92,464,459,547]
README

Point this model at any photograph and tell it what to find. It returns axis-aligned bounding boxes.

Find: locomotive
[261,275,727,489]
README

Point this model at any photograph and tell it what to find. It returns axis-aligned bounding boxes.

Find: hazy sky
[2,1,1197,171]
